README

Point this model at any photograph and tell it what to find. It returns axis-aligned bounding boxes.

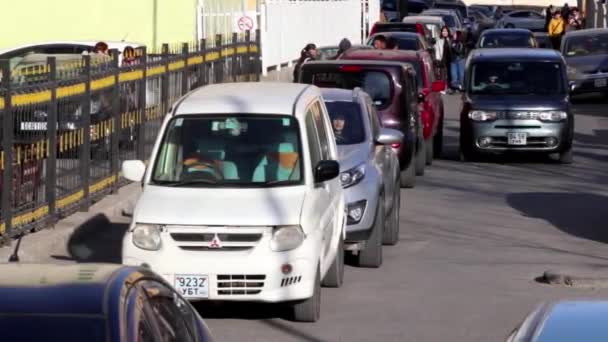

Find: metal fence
[583,0,608,28]
[0,30,261,245]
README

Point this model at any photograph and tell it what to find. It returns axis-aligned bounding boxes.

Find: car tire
[291,266,321,322]
[322,234,344,288]
[400,160,416,188]
[357,199,384,268]
[383,186,400,246]
[558,147,573,164]
[434,118,444,158]
[415,137,426,176]
[425,137,434,166]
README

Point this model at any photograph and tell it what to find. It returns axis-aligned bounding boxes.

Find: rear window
[308,70,393,109]
[440,15,457,28]
[325,101,366,145]
[479,33,534,48]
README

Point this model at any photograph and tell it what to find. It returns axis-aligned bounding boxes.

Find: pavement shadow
[58,214,128,263]
[507,192,608,244]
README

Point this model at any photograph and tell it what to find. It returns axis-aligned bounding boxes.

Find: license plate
[174,274,209,298]
[594,78,607,88]
[20,122,47,131]
[507,132,527,145]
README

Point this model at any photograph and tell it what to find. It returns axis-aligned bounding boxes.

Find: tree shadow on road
[507,192,608,244]
[55,214,128,263]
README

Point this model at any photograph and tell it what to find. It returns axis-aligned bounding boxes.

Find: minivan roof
[174,83,316,116]
[341,49,421,62]
[470,48,563,62]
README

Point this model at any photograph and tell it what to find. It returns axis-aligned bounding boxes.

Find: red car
[339,49,446,166]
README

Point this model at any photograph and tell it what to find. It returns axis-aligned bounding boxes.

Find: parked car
[460,48,573,163]
[506,300,608,341]
[402,15,446,43]
[340,49,446,163]
[432,0,468,24]
[369,22,434,46]
[468,7,497,37]
[321,88,403,267]
[317,44,373,60]
[122,82,345,322]
[299,60,422,187]
[380,0,431,21]
[533,32,552,49]
[420,9,465,36]
[367,32,435,56]
[496,10,546,31]
[476,28,538,48]
[0,263,214,341]
[562,28,608,96]
[469,4,496,18]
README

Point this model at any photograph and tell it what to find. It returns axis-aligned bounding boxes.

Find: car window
[563,33,608,57]
[309,70,393,109]
[528,12,543,19]
[310,101,331,159]
[367,99,382,137]
[140,281,197,342]
[470,61,564,95]
[479,34,535,48]
[509,11,528,18]
[325,101,366,145]
[151,115,303,186]
[305,111,323,169]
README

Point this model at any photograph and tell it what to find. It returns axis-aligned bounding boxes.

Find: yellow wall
[0,0,197,50]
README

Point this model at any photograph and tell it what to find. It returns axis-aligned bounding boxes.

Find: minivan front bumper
[468,119,571,152]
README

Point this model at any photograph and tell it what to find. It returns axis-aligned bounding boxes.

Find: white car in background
[121,82,346,322]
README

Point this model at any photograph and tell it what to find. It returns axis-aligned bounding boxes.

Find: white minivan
[121,82,346,322]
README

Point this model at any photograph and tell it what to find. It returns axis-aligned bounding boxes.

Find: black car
[460,48,573,163]
[0,263,214,342]
[476,28,538,48]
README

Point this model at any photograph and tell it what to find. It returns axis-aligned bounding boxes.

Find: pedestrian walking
[450,30,466,91]
[293,43,317,83]
[561,3,570,22]
[548,11,565,50]
[436,26,452,86]
[545,5,554,31]
[571,8,585,29]
[333,38,352,59]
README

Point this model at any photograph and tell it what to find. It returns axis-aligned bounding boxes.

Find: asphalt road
[198,92,608,342]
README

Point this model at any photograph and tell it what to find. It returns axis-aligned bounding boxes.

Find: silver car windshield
[564,34,608,57]
[470,61,564,95]
[325,101,366,145]
[151,115,303,187]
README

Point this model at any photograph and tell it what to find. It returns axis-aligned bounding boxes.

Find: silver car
[321,88,403,268]
[562,28,608,96]
[497,10,546,31]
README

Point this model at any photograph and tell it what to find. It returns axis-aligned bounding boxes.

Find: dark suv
[299,60,421,187]
[460,48,573,163]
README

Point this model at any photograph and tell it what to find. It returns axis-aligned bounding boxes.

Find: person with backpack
[293,43,318,82]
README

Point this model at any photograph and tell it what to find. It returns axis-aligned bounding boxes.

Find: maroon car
[299,60,421,188]
[339,49,446,166]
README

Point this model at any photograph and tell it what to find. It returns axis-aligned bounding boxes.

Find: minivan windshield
[325,101,366,145]
[563,33,608,57]
[470,61,564,95]
[151,115,303,187]
[309,70,393,109]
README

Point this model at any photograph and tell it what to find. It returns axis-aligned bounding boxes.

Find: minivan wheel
[415,138,426,176]
[291,266,321,322]
[357,199,384,268]
[400,161,416,188]
[558,147,573,164]
[321,234,344,288]
[383,187,400,246]
[425,137,434,166]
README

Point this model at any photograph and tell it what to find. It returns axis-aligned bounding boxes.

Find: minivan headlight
[340,164,365,189]
[468,110,498,122]
[132,224,162,251]
[567,66,582,80]
[270,225,305,252]
[539,111,567,122]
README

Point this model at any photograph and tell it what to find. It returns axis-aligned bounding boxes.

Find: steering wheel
[183,155,223,180]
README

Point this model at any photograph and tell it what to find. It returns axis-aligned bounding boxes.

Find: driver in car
[332,113,347,144]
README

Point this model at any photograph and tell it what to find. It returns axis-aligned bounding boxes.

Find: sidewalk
[0,68,294,264]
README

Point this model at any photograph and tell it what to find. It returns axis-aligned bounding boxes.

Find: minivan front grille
[217,274,265,295]
[170,232,263,252]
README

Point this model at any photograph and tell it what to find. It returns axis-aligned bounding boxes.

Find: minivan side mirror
[431,80,447,92]
[376,128,404,146]
[314,160,340,183]
[122,160,146,182]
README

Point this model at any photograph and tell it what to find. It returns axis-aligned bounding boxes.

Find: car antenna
[8,235,23,263]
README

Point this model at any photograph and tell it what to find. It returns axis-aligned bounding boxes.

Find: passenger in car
[332,113,347,143]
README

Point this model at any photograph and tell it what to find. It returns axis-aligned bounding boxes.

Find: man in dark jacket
[545,5,553,31]
[293,43,317,82]
[333,38,352,59]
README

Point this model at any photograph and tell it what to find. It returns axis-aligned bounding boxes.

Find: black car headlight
[340,164,365,189]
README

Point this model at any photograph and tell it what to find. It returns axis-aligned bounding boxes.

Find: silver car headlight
[132,224,162,251]
[567,66,582,80]
[468,110,498,122]
[270,225,305,252]
[539,111,567,122]
[340,164,365,189]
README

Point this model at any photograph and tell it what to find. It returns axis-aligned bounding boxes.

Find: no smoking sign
[237,16,254,31]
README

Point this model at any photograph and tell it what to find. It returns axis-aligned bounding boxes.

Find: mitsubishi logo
[209,234,223,249]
